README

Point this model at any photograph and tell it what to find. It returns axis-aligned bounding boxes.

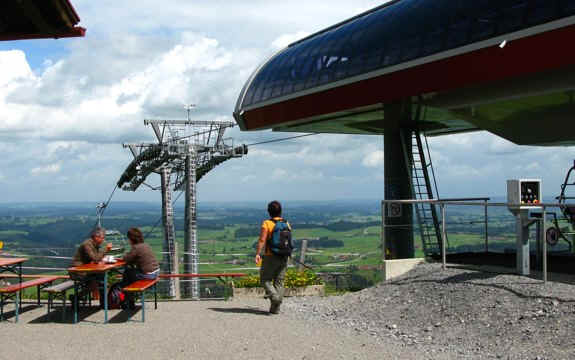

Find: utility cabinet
[507,179,542,275]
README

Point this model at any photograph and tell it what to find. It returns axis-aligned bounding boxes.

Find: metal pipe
[484,200,489,253]
[381,201,386,263]
[436,197,490,202]
[542,206,547,284]
[441,203,446,270]
[381,199,567,208]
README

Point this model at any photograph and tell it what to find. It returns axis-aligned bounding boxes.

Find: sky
[1,0,575,206]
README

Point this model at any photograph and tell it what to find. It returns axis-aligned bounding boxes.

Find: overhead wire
[65,130,318,258]
[143,189,185,239]
[245,133,317,146]
[101,184,119,215]
[91,184,119,230]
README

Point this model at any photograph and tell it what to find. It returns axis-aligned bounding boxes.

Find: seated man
[71,227,113,266]
[69,227,113,302]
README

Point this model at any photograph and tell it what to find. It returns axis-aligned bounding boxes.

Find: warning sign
[387,203,402,218]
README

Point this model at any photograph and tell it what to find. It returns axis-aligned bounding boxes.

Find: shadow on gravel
[0,304,40,322]
[29,307,100,324]
[208,307,269,316]
[389,269,575,303]
[439,271,499,283]
[108,309,140,323]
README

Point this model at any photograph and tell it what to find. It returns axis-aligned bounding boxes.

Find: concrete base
[383,258,426,280]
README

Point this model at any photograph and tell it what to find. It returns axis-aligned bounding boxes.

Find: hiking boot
[269,301,281,314]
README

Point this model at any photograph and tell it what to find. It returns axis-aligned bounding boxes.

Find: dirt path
[1,299,413,360]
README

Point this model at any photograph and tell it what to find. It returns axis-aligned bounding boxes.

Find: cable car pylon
[117,108,248,299]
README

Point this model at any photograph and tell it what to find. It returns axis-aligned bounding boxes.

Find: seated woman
[120,227,159,308]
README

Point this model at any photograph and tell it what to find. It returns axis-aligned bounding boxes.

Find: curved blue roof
[238,0,575,110]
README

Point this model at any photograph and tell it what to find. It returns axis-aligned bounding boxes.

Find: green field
[0,200,546,294]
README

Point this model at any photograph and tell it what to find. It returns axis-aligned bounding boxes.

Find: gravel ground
[1,297,411,360]
[2,263,575,359]
[283,263,575,360]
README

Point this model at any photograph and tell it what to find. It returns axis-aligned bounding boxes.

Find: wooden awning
[0,0,85,41]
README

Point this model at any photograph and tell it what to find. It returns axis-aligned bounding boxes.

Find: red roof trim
[0,27,86,41]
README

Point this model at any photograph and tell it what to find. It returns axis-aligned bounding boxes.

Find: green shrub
[234,274,260,288]
[234,269,323,289]
[284,269,323,288]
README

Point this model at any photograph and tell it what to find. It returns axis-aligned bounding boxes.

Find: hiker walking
[254,200,293,314]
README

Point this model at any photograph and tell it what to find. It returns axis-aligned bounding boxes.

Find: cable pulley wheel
[546,227,559,246]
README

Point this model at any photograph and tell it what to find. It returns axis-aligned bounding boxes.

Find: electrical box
[507,179,542,212]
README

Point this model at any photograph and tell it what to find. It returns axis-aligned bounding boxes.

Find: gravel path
[284,263,575,360]
[2,263,575,359]
[1,298,410,360]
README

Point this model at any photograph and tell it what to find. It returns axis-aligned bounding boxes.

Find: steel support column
[383,101,414,259]
[160,167,180,299]
[183,148,199,299]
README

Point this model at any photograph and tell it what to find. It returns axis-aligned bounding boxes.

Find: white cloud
[0,51,34,87]
[362,151,383,168]
[240,175,257,183]
[0,0,573,202]
[271,31,311,50]
[30,163,61,175]
[0,32,260,145]
[270,168,325,183]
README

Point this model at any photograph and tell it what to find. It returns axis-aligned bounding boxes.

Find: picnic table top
[0,257,28,267]
[0,275,61,293]
[67,260,126,273]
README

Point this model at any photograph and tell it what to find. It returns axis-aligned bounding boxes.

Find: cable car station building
[234,0,575,259]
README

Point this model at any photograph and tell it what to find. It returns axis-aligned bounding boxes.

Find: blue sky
[1,0,575,205]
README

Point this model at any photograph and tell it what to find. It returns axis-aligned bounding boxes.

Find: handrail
[381,198,561,284]
[382,199,566,207]
[436,197,490,202]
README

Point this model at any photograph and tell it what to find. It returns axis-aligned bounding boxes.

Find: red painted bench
[0,274,69,280]
[122,278,159,322]
[0,276,60,322]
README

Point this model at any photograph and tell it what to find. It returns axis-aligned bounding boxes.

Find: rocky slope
[284,263,575,359]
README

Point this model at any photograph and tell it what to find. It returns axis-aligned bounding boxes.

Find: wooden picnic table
[0,257,27,278]
[0,257,28,310]
[67,260,126,324]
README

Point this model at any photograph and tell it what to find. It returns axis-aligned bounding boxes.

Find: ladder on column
[402,129,444,256]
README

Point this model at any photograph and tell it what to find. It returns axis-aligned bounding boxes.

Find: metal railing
[382,199,574,284]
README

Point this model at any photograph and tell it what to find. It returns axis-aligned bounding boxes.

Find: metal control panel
[507,179,542,212]
[507,179,542,276]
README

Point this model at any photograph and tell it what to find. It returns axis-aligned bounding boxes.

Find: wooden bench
[0,274,69,280]
[43,280,76,320]
[0,276,60,322]
[122,278,159,322]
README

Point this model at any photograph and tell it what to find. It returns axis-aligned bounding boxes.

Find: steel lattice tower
[117,111,247,299]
